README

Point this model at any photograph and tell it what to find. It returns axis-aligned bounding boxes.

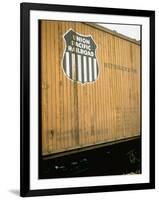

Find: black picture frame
[20,2,155,197]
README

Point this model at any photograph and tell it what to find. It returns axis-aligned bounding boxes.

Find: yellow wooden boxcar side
[40,21,140,156]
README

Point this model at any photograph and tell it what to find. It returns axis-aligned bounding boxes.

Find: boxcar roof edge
[84,22,140,45]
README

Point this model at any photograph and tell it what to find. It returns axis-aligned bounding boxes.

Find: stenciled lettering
[104,63,137,74]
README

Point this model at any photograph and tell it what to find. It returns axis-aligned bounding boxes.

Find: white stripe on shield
[77,55,82,82]
[66,52,70,77]
[83,56,87,83]
[88,57,92,82]
[72,53,76,80]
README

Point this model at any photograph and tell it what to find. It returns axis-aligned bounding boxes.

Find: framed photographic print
[20,2,155,197]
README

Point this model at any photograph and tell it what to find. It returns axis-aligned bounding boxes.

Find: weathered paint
[40,21,140,156]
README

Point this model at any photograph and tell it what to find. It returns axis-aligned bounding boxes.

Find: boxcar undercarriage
[39,137,141,179]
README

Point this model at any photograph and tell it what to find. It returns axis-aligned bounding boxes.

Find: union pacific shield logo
[62,29,99,84]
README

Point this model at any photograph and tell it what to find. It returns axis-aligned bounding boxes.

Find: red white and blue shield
[62,29,99,84]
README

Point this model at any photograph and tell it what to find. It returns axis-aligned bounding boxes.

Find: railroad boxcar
[39,21,140,159]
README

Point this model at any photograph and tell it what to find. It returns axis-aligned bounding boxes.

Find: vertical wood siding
[40,21,140,156]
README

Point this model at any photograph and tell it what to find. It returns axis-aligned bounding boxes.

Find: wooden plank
[76,22,84,147]
[46,21,53,153]
[41,21,48,154]
[62,22,69,150]
[50,21,56,151]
